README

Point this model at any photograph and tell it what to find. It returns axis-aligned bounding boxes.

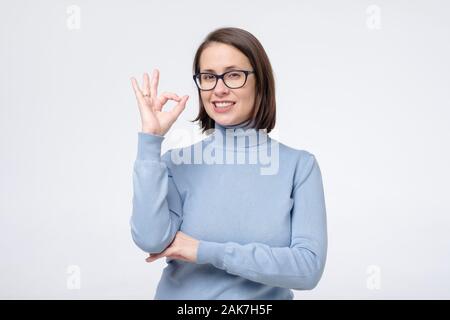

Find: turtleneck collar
[212,119,269,150]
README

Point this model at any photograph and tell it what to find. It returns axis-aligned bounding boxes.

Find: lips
[212,101,236,113]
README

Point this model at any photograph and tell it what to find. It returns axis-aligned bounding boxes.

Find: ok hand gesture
[131,69,189,136]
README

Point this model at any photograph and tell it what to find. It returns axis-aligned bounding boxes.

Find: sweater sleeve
[130,132,184,254]
[196,153,327,290]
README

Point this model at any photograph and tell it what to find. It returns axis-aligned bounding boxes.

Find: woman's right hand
[131,69,189,136]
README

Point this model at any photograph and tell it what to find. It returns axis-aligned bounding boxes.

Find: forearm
[196,239,326,290]
[130,132,182,253]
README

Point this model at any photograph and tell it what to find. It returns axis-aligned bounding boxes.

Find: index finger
[130,77,146,105]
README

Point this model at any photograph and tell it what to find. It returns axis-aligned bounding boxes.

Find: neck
[212,119,269,150]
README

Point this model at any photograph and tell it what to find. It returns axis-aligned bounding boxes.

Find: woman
[130,27,327,300]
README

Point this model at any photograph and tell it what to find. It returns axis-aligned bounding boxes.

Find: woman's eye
[202,74,215,81]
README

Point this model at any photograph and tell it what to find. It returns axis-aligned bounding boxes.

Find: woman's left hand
[146,231,200,263]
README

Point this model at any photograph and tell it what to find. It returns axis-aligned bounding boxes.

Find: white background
[1,0,449,299]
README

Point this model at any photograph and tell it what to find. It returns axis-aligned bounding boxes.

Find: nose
[213,77,230,95]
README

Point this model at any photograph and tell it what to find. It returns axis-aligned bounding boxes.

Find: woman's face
[198,42,256,126]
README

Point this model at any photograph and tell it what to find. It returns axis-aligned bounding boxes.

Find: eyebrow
[200,65,241,73]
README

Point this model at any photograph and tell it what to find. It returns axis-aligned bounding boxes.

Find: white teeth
[214,102,235,108]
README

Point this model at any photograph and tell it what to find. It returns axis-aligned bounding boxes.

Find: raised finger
[142,73,151,97]
[150,69,159,99]
[130,77,146,105]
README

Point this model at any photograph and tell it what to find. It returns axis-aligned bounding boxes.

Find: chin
[212,115,237,126]
[206,105,248,127]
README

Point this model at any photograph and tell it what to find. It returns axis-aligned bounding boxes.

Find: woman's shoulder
[276,139,322,176]
[271,136,316,162]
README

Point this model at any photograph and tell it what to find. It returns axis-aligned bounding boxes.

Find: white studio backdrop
[1,0,449,299]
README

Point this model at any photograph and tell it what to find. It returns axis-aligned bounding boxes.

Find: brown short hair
[191,27,276,134]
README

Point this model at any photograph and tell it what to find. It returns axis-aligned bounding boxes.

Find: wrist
[136,132,164,160]
[141,127,162,136]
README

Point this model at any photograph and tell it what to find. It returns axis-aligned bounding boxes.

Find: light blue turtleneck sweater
[130,119,327,300]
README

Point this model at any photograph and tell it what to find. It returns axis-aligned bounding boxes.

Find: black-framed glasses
[193,69,255,91]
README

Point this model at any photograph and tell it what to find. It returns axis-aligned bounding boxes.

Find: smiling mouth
[213,101,236,108]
